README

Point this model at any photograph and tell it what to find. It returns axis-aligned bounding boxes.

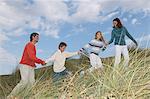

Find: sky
[0,0,150,75]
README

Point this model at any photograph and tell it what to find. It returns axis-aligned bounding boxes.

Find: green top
[108,26,137,45]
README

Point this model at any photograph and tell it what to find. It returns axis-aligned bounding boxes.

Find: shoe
[80,71,85,76]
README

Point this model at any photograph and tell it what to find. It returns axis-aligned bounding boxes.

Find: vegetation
[0,48,150,99]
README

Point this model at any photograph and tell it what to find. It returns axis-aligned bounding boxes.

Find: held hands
[78,48,84,54]
[105,42,109,46]
[78,51,80,55]
[78,50,82,54]
[41,61,46,66]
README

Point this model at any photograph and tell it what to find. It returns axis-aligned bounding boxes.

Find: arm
[27,44,45,65]
[64,52,78,58]
[45,52,56,63]
[102,43,107,51]
[80,40,94,52]
[108,31,115,44]
[125,27,138,45]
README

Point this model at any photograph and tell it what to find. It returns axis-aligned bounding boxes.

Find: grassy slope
[0,48,150,99]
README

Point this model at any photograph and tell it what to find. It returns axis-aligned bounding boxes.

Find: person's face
[60,46,66,52]
[96,32,101,40]
[32,35,39,43]
[113,21,118,28]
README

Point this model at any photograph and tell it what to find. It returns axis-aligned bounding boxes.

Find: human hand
[105,42,109,46]
[41,61,46,65]
[78,50,82,54]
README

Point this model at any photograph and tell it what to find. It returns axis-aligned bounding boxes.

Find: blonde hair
[95,31,106,45]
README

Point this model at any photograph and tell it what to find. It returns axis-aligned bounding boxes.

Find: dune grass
[0,48,150,99]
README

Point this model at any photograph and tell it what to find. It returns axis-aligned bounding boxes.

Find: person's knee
[91,63,97,67]
[20,79,28,84]
[29,79,35,85]
[115,59,120,65]
[124,56,129,61]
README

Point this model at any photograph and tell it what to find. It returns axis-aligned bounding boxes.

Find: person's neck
[58,49,64,53]
[31,41,37,45]
[96,38,100,41]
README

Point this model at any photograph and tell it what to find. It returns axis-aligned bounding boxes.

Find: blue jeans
[52,69,69,82]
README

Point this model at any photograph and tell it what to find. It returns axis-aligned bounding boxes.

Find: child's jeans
[52,69,71,82]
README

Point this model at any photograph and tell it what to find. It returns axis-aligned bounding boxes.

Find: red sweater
[20,42,45,67]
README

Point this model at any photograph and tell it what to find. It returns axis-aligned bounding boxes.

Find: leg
[96,55,103,69]
[89,54,97,72]
[28,67,35,86]
[52,72,61,82]
[122,46,129,67]
[89,54,97,67]
[114,45,122,67]
[8,65,29,96]
[52,70,69,82]
[88,67,96,72]
[22,67,35,96]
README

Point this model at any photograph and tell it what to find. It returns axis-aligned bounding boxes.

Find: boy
[45,42,79,81]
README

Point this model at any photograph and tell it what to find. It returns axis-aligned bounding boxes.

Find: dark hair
[113,18,123,28]
[30,32,39,41]
[58,42,67,49]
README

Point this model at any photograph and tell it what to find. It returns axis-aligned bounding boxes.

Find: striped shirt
[81,39,106,55]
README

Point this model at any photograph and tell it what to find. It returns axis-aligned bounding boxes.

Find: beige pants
[8,64,35,96]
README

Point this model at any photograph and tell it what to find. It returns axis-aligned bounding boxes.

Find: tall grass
[0,48,150,99]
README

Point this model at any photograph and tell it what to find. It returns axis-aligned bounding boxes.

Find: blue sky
[0,0,150,75]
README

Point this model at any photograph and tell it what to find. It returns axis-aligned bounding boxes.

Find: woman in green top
[108,18,138,67]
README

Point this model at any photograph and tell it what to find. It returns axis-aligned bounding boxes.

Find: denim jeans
[52,69,69,82]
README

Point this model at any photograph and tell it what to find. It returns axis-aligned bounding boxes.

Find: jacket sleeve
[125,27,137,45]
[64,52,78,58]
[108,31,115,44]
[27,44,44,64]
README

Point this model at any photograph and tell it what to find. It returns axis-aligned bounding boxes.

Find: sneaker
[80,71,85,76]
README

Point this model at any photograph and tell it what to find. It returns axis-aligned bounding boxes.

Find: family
[8,18,138,98]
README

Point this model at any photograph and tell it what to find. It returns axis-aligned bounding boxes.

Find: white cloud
[45,29,60,39]
[120,0,150,13]
[0,0,149,39]
[70,0,102,23]
[123,18,128,22]
[131,18,141,25]
[33,0,69,22]
[0,33,9,45]
[138,34,150,42]
[0,47,17,75]
[0,0,68,38]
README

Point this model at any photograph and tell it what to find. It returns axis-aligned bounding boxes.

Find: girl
[108,18,138,67]
[80,31,107,73]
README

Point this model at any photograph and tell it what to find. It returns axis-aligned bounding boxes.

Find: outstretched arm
[125,27,138,46]
[64,52,78,58]
[108,31,115,45]
[45,52,56,63]
[79,40,92,54]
